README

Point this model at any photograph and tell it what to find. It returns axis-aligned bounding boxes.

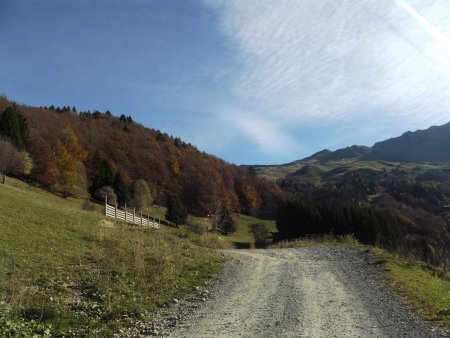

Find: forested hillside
[249,122,450,266]
[2,96,449,266]
[0,96,281,218]
[266,159,450,266]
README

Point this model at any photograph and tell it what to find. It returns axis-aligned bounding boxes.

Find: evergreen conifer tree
[0,105,28,151]
[113,172,131,206]
[165,196,187,227]
[216,204,236,234]
[92,158,115,192]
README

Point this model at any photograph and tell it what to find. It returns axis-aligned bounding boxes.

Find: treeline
[0,97,281,218]
[276,200,404,250]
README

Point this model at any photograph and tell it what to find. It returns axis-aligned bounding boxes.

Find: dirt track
[161,247,446,338]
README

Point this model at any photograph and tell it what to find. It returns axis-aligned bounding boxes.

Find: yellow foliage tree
[56,128,88,198]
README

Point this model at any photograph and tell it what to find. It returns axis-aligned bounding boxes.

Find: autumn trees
[0,98,282,218]
[56,128,89,197]
[0,139,32,181]
[131,179,152,210]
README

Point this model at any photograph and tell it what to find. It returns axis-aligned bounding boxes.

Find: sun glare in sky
[396,0,450,73]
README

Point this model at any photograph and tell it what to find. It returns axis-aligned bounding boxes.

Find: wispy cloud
[203,0,450,157]
[221,108,296,154]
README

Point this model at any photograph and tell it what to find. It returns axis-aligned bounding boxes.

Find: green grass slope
[0,179,223,336]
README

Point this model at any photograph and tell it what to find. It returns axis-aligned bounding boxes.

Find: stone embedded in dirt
[370,258,386,265]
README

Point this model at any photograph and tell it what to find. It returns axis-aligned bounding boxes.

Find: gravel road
[147,247,447,337]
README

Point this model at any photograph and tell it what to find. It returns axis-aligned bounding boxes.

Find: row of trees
[276,199,404,250]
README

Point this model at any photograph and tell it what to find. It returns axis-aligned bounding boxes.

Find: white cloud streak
[221,109,296,154]
[203,0,450,156]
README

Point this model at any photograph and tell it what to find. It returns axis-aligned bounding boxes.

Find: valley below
[157,247,446,338]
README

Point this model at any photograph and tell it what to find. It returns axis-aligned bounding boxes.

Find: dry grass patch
[196,233,235,249]
[269,234,361,248]
[97,219,115,228]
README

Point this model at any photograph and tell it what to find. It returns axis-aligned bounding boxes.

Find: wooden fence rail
[104,195,159,228]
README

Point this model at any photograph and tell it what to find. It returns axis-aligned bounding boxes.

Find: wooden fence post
[133,208,135,224]
[125,204,127,223]
[140,210,143,226]
[114,205,117,220]
[105,194,108,217]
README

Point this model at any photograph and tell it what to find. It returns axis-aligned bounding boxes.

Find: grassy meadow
[0,178,224,336]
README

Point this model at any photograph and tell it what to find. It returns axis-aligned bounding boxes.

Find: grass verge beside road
[371,248,450,331]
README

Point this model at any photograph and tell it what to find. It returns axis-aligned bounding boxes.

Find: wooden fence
[104,195,159,228]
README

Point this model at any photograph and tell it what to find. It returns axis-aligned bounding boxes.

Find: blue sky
[1,0,450,164]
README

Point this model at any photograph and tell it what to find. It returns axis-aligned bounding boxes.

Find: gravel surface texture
[119,247,448,338]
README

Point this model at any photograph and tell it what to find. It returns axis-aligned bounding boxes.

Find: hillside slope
[0,178,223,336]
[248,122,450,266]
[0,96,281,218]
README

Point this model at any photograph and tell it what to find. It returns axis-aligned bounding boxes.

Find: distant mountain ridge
[363,122,450,163]
[248,121,450,182]
[298,122,450,164]
[301,145,372,163]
